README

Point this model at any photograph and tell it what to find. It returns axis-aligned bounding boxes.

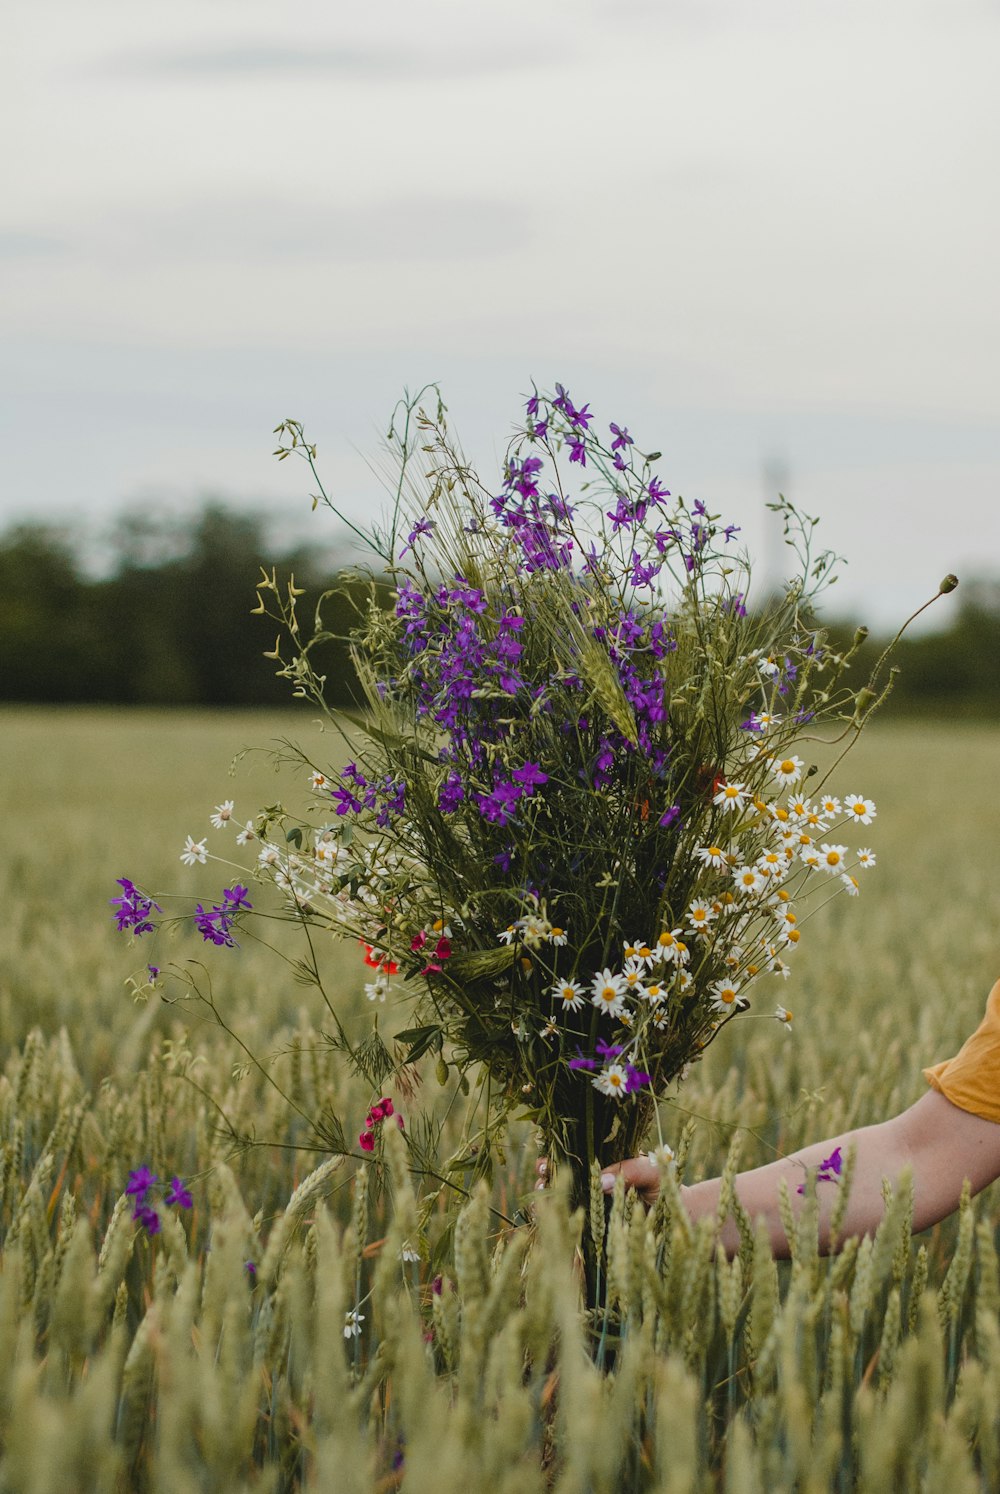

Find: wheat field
[1,706,999,1491]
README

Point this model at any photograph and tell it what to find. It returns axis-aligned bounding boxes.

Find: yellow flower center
[780,760,795,774]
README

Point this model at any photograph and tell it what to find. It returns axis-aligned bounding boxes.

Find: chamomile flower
[621,958,648,997]
[365,972,391,1003]
[650,1005,669,1029]
[774,1005,793,1031]
[498,924,518,945]
[733,865,766,896]
[674,969,693,994]
[655,928,683,958]
[235,821,257,846]
[209,800,235,830]
[695,844,728,869]
[343,1309,364,1339]
[771,755,804,787]
[623,937,655,966]
[646,1142,676,1169]
[180,836,208,866]
[591,969,629,1018]
[856,847,877,869]
[844,794,876,826]
[817,843,849,874]
[756,849,787,880]
[818,794,841,819]
[686,899,716,934]
[643,979,667,1006]
[758,654,781,677]
[713,781,748,813]
[756,711,782,730]
[540,1017,559,1040]
[800,846,822,870]
[400,1244,421,1263]
[549,925,569,946]
[593,1064,628,1098]
[841,873,860,896]
[431,917,454,939]
[309,771,330,792]
[552,979,586,1012]
[663,936,690,968]
[710,979,741,1014]
[787,794,811,821]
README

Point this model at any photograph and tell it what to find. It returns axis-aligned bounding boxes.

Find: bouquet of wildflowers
[118,381,953,1280]
[255,384,919,1189]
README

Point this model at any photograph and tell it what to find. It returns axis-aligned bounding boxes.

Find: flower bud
[435,1055,450,1086]
[939,574,959,594]
[853,625,868,646]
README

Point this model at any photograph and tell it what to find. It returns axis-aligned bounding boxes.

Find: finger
[535,1158,548,1177]
[600,1157,660,1194]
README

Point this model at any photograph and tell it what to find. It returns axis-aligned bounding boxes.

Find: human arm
[593,1090,1000,1258]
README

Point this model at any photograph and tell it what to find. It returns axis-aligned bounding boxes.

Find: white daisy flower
[364,973,391,1003]
[769,804,792,826]
[758,655,781,677]
[655,928,684,957]
[400,1244,421,1263]
[713,781,748,813]
[756,849,786,880]
[343,1309,364,1339]
[621,958,648,997]
[844,794,876,826]
[819,794,841,819]
[180,835,208,866]
[650,1006,669,1028]
[235,820,257,846]
[770,755,804,787]
[643,979,667,1006]
[661,935,691,967]
[675,969,694,994]
[799,846,822,870]
[623,937,655,966]
[593,1064,628,1098]
[685,899,716,934]
[695,844,728,870]
[818,843,849,874]
[591,969,629,1018]
[257,844,282,868]
[710,979,741,1014]
[309,771,330,791]
[841,873,860,896]
[209,800,235,830]
[498,924,518,945]
[549,925,569,946]
[540,1018,559,1040]
[856,847,877,870]
[733,865,766,897]
[431,918,454,938]
[774,1005,793,1031]
[552,979,585,1012]
[787,794,811,822]
[756,712,782,731]
[646,1142,676,1169]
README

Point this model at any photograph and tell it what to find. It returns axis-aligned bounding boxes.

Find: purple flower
[437,771,465,814]
[526,392,541,419]
[797,1146,844,1195]
[110,878,161,937]
[609,422,633,452]
[566,433,587,467]
[568,1052,597,1072]
[147,965,160,981]
[724,523,741,543]
[133,1204,161,1235]
[725,592,748,619]
[595,1039,624,1060]
[126,1166,158,1201]
[624,1064,651,1094]
[511,761,548,791]
[165,1177,193,1209]
[657,804,681,830]
[223,885,251,910]
[194,902,235,948]
[399,516,435,557]
[570,402,594,430]
[244,1260,257,1280]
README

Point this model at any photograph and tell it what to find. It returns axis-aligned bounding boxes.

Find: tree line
[0,504,997,715]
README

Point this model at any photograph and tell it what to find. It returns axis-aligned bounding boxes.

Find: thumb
[599,1156,660,1198]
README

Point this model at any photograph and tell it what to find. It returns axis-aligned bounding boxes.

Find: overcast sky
[3,0,999,627]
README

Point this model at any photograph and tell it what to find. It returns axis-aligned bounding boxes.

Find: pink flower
[359,1130,375,1153]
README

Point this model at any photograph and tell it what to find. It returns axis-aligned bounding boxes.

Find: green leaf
[285,826,303,847]
[394,1025,444,1063]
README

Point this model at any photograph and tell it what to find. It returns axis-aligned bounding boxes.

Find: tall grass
[2,708,1000,1489]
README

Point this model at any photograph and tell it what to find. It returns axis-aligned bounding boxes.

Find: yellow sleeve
[924,978,1000,1124]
